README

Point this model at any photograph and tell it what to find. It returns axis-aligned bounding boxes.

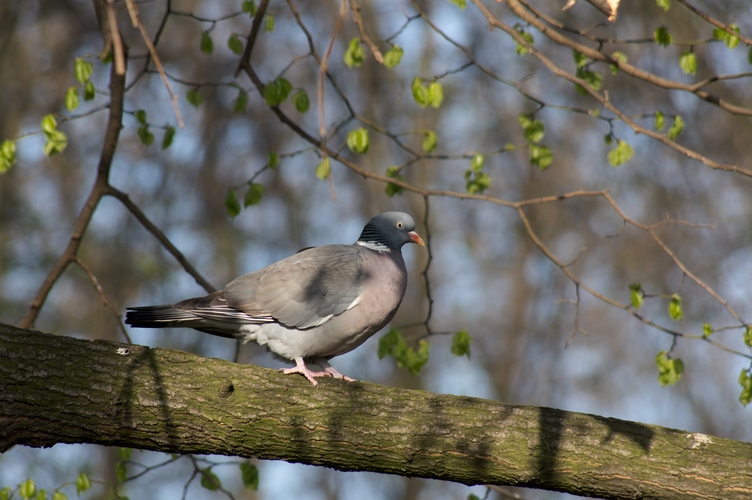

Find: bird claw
[280,358,356,386]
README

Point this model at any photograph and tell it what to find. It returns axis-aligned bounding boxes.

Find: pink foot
[280,358,328,386]
[315,359,356,382]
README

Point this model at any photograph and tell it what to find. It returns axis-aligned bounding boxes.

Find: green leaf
[134,110,147,125]
[0,140,17,173]
[118,448,133,461]
[162,125,175,150]
[575,67,603,91]
[713,25,740,49]
[629,283,644,309]
[346,127,369,154]
[41,114,57,134]
[654,111,665,131]
[411,77,429,108]
[20,479,36,500]
[607,140,633,167]
[228,34,244,55]
[739,370,752,406]
[36,490,47,500]
[225,189,241,218]
[655,0,670,11]
[572,50,588,68]
[262,78,292,106]
[383,45,404,69]
[702,323,713,338]
[76,473,91,495]
[239,462,259,490]
[385,166,405,198]
[268,152,279,169]
[344,37,365,68]
[244,182,265,207]
[654,26,673,47]
[233,90,248,113]
[74,58,93,83]
[116,461,128,482]
[514,25,534,55]
[610,51,627,74]
[448,0,466,9]
[377,328,429,375]
[529,143,553,170]
[137,125,154,146]
[667,115,684,139]
[422,130,437,153]
[0,487,10,500]
[470,152,484,171]
[265,15,275,33]
[293,90,309,113]
[451,329,472,358]
[519,114,545,143]
[200,468,221,491]
[668,293,683,321]
[51,492,67,500]
[186,89,203,108]
[742,327,752,347]
[83,81,95,101]
[65,86,80,112]
[678,51,697,75]
[466,170,491,194]
[242,1,256,15]
[200,31,214,55]
[656,350,684,386]
[315,156,331,180]
[427,82,444,108]
[467,495,481,500]
[603,133,614,146]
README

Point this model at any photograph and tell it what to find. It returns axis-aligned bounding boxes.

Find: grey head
[357,211,425,251]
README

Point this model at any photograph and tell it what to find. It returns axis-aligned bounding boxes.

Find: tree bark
[1,323,750,499]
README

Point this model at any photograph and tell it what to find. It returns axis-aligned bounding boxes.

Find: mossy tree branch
[1,323,750,499]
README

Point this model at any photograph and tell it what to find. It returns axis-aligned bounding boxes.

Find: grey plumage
[125,211,424,385]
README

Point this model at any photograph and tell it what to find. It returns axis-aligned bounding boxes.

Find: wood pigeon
[125,211,425,386]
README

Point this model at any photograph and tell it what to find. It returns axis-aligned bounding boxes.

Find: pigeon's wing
[221,245,368,329]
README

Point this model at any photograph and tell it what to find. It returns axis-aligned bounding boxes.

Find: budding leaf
[378,328,429,376]
[450,329,472,358]
[239,462,259,490]
[470,153,484,171]
[422,130,437,153]
[225,189,241,219]
[344,37,365,68]
[83,80,95,101]
[65,86,79,112]
[200,31,214,55]
[655,0,670,11]
[200,469,221,491]
[244,182,265,207]
[268,152,279,169]
[118,448,133,461]
[265,15,275,33]
[293,90,309,113]
[629,283,644,309]
[654,26,673,47]
[346,127,369,154]
[74,58,93,83]
[383,45,404,69]
[515,25,534,55]
[137,125,154,146]
[162,126,175,150]
[654,111,665,131]
[385,166,405,197]
[739,370,752,406]
[411,77,429,108]
[743,327,752,347]
[76,473,91,495]
[427,81,444,108]
[713,25,740,49]
[678,51,697,75]
[668,293,683,321]
[448,0,466,9]
[19,479,36,500]
[607,140,634,167]
[233,90,248,113]
[656,351,684,386]
[702,323,713,338]
[116,461,128,482]
[667,115,684,139]
[529,143,553,170]
[315,156,331,180]
[1,139,17,173]
[519,114,545,143]
[242,1,256,15]
[228,34,244,55]
[572,50,588,68]
[186,89,203,108]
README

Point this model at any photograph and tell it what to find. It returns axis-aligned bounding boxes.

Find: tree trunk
[1,323,750,499]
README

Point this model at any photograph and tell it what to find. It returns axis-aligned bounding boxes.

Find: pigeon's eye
[396,221,404,229]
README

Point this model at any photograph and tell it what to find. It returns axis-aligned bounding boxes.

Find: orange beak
[408,231,426,247]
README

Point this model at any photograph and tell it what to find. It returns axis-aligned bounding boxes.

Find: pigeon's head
[357,211,425,251]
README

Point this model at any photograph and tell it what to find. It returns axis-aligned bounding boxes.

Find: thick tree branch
[1,324,751,500]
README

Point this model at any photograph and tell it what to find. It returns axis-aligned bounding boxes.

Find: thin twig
[348,0,384,64]
[74,257,132,343]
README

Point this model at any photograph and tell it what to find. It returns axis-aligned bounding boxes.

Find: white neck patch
[356,241,391,252]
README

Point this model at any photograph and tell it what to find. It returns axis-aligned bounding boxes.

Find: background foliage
[1,0,752,498]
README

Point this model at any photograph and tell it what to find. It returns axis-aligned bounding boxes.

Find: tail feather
[125,305,199,328]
